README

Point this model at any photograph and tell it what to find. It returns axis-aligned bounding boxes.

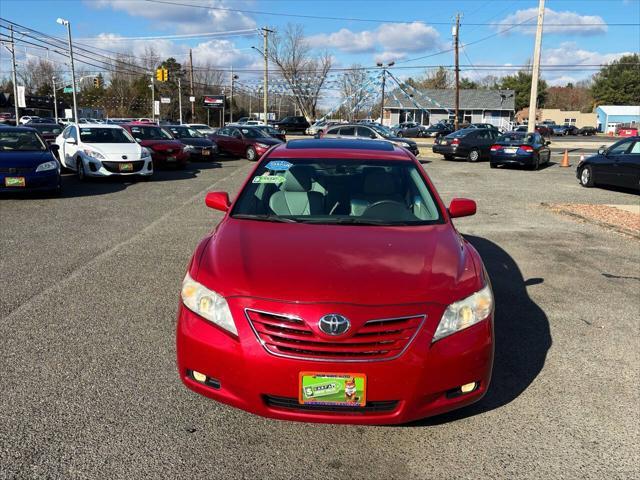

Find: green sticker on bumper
[299,372,367,406]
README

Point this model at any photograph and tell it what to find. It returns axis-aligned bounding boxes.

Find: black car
[432,128,500,162]
[392,122,425,138]
[164,125,218,160]
[321,123,419,156]
[489,131,551,170]
[272,116,310,134]
[253,125,286,142]
[28,123,64,145]
[468,123,499,131]
[421,122,454,138]
[577,136,639,191]
[577,126,597,136]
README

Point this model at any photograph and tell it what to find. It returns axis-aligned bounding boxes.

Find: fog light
[460,382,477,393]
[192,370,207,383]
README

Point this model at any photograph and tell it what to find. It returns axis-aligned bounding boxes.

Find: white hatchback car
[55,124,153,180]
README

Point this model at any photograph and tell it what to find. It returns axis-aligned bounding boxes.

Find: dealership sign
[203,95,225,108]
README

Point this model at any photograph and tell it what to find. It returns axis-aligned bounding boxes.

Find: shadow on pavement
[410,234,552,426]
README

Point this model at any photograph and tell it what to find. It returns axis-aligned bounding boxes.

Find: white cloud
[308,22,441,54]
[374,51,407,64]
[497,8,607,35]
[88,0,256,34]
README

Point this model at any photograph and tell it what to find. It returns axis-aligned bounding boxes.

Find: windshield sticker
[264,160,292,171]
[252,175,285,184]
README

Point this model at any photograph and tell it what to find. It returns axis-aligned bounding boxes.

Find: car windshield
[0,131,47,152]
[447,129,472,138]
[369,124,393,137]
[240,128,268,139]
[167,127,203,138]
[259,126,280,135]
[31,124,63,135]
[128,126,173,140]
[79,128,136,143]
[231,158,443,226]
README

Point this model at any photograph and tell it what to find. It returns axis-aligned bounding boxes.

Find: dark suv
[273,116,310,134]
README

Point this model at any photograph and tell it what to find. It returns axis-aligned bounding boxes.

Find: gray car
[321,123,419,156]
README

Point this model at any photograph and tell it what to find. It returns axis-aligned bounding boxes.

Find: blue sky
[1,0,639,91]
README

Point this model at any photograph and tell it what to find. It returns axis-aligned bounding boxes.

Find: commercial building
[595,105,640,134]
[382,89,515,128]
[515,108,597,128]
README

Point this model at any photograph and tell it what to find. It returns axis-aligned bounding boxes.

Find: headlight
[141,147,151,158]
[181,273,237,335]
[183,144,195,151]
[433,284,493,342]
[35,160,58,172]
[397,141,411,148]
[82,149,105,160]
[255,142,269,149]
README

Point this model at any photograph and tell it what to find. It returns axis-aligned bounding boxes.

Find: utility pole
[9,26,20,123]
[150,73,155,121]
[178,77,183,124]
[453,13,461,131]
[527,0,545,132]
[230,67,238,124]
[52,76,58,121]
[56,18,78,123]
[377,61,394,126]
[189,49,195,121]
[261,27,274,124]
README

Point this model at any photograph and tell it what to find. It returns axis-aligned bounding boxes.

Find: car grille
[0,167,33,173]
[263,395,398,414]
[245,309,425,362]
[102,160,145,173]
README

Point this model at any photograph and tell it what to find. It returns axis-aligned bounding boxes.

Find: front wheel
[246,146,257,161]
[579,166,595,187]
[77,158,86,181]
[467,148,480,162]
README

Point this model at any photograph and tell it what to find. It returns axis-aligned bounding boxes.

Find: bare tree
[269,24,332,120]
[339,65,370,121]
[19,58,55,95]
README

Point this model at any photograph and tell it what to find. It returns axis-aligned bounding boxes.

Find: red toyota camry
[176,139,494,424]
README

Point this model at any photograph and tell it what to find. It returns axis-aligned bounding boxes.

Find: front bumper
[0,170,60,192]
[81,156,153,177]
[176,299,493,425]
[186,146,218,161]
[432,144,461,157]
[149,150,189,166]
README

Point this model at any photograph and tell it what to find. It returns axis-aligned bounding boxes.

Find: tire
[77,157,86,181]
[579,166,595,187]
[246,146,257,161]
[444,154,454,161]
[530,156,540,171]
[467,148,480,162]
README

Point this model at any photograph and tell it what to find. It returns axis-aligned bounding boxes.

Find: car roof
[0,126,37,132]
[70,123,124,129]
[268,139,411,160]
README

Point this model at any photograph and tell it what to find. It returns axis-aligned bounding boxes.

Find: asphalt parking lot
[1,153,638,479]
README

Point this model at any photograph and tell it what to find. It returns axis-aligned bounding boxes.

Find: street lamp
[56,18,78,123]
[377,61,394,126]
[230,72,239,123]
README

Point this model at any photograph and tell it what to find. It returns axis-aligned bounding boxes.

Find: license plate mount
[4,176,26,187]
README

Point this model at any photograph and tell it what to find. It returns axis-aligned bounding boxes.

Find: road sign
[189,96,195,102]
[63,87,73,94]
[16,86,26,108]
[154,101,160,115]
[64,109,72,119]
[160,97,171,104]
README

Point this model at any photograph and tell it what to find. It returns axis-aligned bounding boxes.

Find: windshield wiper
[232,214,298,223]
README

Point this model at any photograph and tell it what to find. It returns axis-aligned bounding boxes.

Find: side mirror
[49,144,59,152]
[205,191,231,212]
[65,138,76,145]
[448,198,476,219]
[545,140,551,146]
[597,146,606,155]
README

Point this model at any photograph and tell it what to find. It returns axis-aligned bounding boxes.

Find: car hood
[386,136,417,145]
[195,220,481,306]
[83,142,142,156]
[178,138,214,147]
[0,150,54,167]
[138,140,183,150]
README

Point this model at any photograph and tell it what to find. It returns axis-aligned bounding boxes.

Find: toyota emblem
[318,314,350,336]
[122,155,128,159]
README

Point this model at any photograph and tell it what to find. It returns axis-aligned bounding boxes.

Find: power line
[141,0,639,26]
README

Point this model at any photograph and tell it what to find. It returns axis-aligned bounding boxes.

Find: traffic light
[93,77,103,88]
[155,68,168,82]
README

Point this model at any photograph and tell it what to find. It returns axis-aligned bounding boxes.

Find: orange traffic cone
[560,149,570,167]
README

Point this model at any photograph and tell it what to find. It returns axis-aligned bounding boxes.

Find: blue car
[0,126,61,194]
[489,131,552,170]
